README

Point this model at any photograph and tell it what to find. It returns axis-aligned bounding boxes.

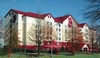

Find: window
[50,37,52,39]
[59,28,61,31]
[47,22,49,24]
[86,29,88,32]
[65,25,67,27]
[9,22,12,28]
[56,24,58,26]
[48,16,50,18]
[47,22,52,25]
[59,33,61,35]
[80,29,81,31]
[35,24,38,28]
[56,38,58,40]
[56,28,58,31]
[65,30,67,32]
[48,15,51,18]
[59,38,61,40]
[86,36,88,39]
[39,30,41,34]
[36,24,40,28]
[47,32,49,35]
[50,22,52,25]
[59,24,61,27]
[50,31,52,34]
[86,33,88,35]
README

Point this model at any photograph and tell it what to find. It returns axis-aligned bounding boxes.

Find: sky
[0,0,89,23]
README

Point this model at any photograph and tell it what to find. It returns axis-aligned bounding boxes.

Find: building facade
[4,9,97,50]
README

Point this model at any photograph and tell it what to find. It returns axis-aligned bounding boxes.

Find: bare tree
[84,0,100,26]
[7,16,19,58]
[27,19,57,58]
[67,24,83,54]
[27,19,42,56]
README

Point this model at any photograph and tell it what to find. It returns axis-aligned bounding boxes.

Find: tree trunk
[8,48,12,58]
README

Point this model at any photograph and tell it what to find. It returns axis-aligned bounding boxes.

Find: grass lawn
[0,48,100,58]
[40,52,100,58]
[0,53,100,58]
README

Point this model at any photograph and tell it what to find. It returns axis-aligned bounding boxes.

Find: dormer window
[48,15,51,18]
[48,16,49,18]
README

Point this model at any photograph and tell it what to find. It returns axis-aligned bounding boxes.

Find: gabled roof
[13,9,25,14]
[54,15,79,27]
[23,12,49,19]
[5,9,91,29]
[7,9,50,19]
[54,15,69,23]
[78,23,87,27]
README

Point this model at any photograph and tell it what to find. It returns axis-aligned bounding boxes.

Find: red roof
[54,15,69,23]
[11,9,76,24]
[24,12,49,19]
[8,9,89,28]
[78,23,86,27]
[12,9,49,19]
[13,9,25,14]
